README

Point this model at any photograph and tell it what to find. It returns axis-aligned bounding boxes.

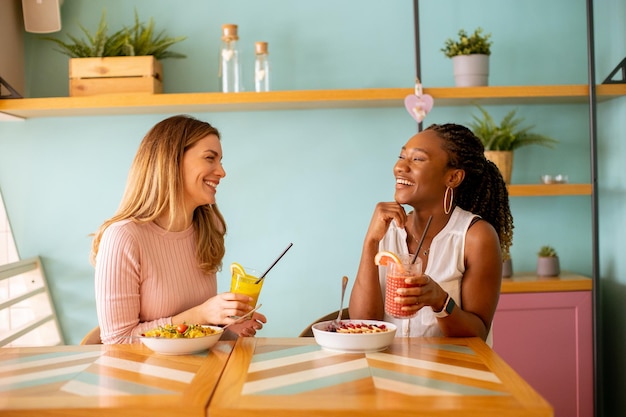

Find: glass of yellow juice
[230,266,263,308]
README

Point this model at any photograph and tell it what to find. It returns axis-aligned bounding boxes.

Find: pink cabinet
[492,289,593,417]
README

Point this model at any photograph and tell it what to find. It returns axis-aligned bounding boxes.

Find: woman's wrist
[172,306,201,326]
[432,292,448,313]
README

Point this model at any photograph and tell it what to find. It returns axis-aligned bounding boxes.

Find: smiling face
[394,129,461,209]
[182,134,226,212]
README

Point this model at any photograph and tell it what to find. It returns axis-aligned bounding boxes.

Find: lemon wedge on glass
[230,262,246,277]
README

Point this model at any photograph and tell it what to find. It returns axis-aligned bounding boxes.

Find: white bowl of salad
[140,323,223,355]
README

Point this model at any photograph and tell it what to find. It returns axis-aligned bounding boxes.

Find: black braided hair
[425,123,514,259]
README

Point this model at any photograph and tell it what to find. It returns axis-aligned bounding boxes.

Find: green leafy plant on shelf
[468,105,559,151]
[537,246,558,257]
[44,10,186,60]
[441,27,492,58]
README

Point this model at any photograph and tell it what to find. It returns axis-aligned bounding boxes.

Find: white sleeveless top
[379,206,493,345]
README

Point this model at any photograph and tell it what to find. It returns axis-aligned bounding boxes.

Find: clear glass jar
[254,41,270,92]
[219,24,241,93]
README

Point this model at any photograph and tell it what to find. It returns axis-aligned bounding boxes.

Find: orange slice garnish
[230,262,246,277]
[374,250,405,272]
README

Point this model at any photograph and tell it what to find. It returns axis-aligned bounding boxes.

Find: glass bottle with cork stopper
[219,24,241,92]
[254,41,270,92]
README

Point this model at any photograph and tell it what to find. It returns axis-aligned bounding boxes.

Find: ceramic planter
[452,54,490,87]
[69,56,163,97]
[537,256,560,276]
[502,258,513,278]
[484,150,513,184]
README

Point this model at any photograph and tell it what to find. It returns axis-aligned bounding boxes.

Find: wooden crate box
[69,56,163,97]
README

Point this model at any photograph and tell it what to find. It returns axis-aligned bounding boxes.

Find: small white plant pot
[452,54,490,87]
[537,256,560,277]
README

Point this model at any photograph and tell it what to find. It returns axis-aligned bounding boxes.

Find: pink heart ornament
[404,94,434,123]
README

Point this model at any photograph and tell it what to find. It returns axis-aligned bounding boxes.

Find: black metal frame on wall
[584,1,601,416]
[411,0,601,415]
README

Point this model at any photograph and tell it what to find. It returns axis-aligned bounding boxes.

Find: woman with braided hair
[349,123,513,344]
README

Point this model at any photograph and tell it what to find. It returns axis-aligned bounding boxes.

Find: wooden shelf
[428,84,626,105]
[508,183,592,196]
[501,271,592,293]
[1,84,625,120]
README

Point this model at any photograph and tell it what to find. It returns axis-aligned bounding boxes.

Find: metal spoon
[330,276,349,330]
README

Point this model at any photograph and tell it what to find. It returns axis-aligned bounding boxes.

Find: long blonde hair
[90,115,227,273]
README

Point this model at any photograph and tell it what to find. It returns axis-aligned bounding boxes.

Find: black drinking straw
[255,243,294,284]
[411,216,432,264]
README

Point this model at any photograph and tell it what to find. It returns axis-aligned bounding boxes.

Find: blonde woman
[91,115,265,344]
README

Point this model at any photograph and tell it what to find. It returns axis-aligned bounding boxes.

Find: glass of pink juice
[384,257,422,319]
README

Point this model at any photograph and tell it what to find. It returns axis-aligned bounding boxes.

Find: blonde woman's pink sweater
[95,220,217,344]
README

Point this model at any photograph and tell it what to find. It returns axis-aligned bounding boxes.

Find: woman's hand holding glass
[195,292,267,335]
[385,254,449,317]
[385,258,422,319]
[395,273,448,315]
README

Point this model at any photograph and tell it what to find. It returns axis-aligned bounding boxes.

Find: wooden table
[209,337,553,417]
[0,342,234,417]
[0,337,552,417]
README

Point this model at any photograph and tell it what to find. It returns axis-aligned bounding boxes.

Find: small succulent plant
[538,246,558,257]
[441,27,492,58]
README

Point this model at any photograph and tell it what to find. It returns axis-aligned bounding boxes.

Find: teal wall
[0,0,623,413]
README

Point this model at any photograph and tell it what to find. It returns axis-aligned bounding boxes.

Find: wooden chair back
[299,308,349,337]
[80,326,102,345]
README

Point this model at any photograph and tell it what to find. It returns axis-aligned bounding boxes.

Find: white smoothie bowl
[312,319,396,353]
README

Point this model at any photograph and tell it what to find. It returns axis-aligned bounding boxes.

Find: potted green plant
[44,10,186,96]
[468,105,558,183]
[537,245,560,276]
[441,27,492,87]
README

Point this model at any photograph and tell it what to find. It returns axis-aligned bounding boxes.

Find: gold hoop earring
[444,186,454,215]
